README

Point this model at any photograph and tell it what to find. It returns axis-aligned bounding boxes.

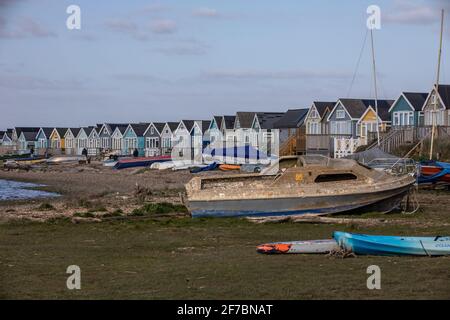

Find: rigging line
[347,28,369,98]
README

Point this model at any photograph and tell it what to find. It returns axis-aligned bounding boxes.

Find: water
[0,179,59,201]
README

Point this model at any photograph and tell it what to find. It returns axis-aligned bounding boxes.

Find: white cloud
[204,69,353,81]
[193,7,221,18]
[384,0,440,25]
[150,19,177,34]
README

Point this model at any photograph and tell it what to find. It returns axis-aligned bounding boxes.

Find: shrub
[130,202,188,216]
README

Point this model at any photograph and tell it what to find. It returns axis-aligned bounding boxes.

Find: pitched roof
[313,101,336,118]
[68,128,81,136]
[22,130,38,141]
[0,131,5,138]
[152,122,166,134]
[338,99,394,119]
[236,112,257,128]
[39,127,54,138]
[402,92,428,111]
[55,128,68,137]
[130,123,150,136]
[437,84,450,109]
[104,123,128,134]
[166,122,179,132]
[273,109,309,128]
[83,127,96,136]
[181,120,195,132]
[222,115,236,129]
[213,116,222,130]
[255,112,285,129]
[15,127,40,137]
[202,121,211,133]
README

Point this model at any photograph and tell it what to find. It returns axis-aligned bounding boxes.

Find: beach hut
[49,128,68,154]
[64,128,80,155]
[143,122,165,156]
[123,123,149,156]
[35,127,53,155]
[173,120,195,159]
[422,84,450,126]
[111,124,128,154]
[389,92,427,127]
[160,122,179,156]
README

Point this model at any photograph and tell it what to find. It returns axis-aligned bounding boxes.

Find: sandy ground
[0,161,194,221]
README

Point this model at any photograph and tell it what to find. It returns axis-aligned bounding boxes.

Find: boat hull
[188,184,412,218]
[334,232,450,256]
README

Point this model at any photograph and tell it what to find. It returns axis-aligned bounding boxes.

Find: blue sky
[1,0,450,129]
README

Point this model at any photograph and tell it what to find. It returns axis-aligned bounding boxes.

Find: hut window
[315,173,357,183]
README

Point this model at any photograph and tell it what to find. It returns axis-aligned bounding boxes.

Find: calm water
[0,179,59,201]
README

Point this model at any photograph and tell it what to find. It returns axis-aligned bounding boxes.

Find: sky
[1,0,450,129]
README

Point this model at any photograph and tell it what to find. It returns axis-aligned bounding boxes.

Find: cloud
[105,18,177,39]
[142,3,171,14]
[154,39,210,56]
[105,19,138,34]
[384,0,444,25]
[112,73,164,83]
[0,74,85,91]
[203,69,353,81]
[192,7,221,18]
[150,19,177,34]
[0,17,56,39]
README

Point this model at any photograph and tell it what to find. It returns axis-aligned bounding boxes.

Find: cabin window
[314,173,357,183]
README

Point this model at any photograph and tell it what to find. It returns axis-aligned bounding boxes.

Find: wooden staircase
[279,134,297,156]
[367,127,432,155]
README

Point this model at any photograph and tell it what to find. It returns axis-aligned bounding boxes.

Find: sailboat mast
[430,9,444,160]
[370,28,380,146]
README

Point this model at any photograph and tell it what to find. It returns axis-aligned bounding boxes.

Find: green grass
[1,211,450,299]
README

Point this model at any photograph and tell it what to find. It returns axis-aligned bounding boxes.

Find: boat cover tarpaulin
[345,147,398,164]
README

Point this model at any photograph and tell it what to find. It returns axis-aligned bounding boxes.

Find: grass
[1,198,450,300]
[130,202,188,216]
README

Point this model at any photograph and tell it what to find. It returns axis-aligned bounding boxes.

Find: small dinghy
[185,155,415,218]
[257,239,339,254]
[333,232,450,256]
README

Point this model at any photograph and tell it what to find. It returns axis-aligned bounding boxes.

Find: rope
[347,29,369,98]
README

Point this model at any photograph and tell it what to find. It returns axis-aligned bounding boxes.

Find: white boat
[257,239,339,254]
[46,156,86,164]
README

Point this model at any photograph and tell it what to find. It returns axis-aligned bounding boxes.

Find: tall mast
[430,9,444,160]
[370,28,380,146]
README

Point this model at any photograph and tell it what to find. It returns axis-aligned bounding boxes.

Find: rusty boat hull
[185,156,416,218]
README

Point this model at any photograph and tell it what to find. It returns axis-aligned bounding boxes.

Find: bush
[37,203,55,211]
[73,211,95,218]
[130,202,188,216]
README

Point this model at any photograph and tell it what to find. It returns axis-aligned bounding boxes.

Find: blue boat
[333,232,450,256]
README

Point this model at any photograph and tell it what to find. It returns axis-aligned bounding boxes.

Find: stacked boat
[113,155,171,170]
[419,160,450,186]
